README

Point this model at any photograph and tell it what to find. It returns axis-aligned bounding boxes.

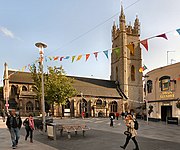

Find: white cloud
[0,26,14,39]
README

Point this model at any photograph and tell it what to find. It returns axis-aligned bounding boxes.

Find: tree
[30,64,77,116]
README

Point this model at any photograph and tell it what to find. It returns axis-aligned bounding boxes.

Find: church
[2,5,143,117]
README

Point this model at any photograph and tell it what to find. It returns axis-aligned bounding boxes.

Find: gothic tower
[111,5,143,110]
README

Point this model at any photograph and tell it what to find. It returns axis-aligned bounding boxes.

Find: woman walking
[120,114,139,150]
[23,114,34,143]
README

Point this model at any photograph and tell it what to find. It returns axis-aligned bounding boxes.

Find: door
[161,106,172,121]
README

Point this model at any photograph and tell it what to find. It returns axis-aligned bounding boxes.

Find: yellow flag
[76,55,82,61]
[126,43,135,55]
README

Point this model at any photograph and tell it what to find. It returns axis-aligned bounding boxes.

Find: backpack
[134,120,139,130]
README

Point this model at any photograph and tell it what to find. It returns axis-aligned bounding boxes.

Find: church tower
[111,5,143,110]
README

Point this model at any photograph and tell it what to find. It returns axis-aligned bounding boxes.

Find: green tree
[30,65,77,116]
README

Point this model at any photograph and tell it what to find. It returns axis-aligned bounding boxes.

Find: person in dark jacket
[6,109,22,149]
[23,114,35,143]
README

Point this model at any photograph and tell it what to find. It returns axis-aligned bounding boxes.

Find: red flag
[93,52,98,60]
[156,33,168,40]
[53,56,59,61]
[60,57,64,61]
[140,39,148,51]
[177,77,180,81]
[86,54,90,61]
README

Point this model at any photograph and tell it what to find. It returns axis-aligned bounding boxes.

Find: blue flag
[103,50,109,59]
[176,28,180,35]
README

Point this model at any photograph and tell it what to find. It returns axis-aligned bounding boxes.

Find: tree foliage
[45,66,77,105]
[30,64,77,106]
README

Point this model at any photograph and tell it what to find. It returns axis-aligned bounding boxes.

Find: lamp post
[143,75,149,124]
[35,42,47,133]
[167,51,175,65]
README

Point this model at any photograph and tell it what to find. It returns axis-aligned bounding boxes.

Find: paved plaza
[0,117,180,150]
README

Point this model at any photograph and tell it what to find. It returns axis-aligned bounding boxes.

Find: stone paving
[1,117,180,150]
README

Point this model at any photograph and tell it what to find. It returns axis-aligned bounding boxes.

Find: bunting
[140,39,148,51]
[86,54,90,61]
[156,33,168,40]
[176,28,180,35]
[93,52,98,60]
[126,43,135,55]
[53,56,59,61]
[103,50,109,59]
[114,48,120,57]
[76,55,82,61]
[60,57,64,61]
[72,56,76,63]
[64,56,70,59]
[139,64,148,73]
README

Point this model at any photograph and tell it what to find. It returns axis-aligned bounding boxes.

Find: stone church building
[2,5,143,117]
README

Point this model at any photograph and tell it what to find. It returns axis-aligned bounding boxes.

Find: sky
[0,0,180,85]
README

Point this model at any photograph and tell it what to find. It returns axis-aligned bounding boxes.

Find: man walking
[6,109,22,149]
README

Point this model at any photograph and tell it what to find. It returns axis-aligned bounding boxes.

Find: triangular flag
[114,47,120,57]
[22,66,26,72]
[93,52,98,60]
[176,28,180,35]
[139,67,143,73]
[85,54,90,61]
[126,43,135,55]
[76,55,82,61]
[140,39,148,51]
[60,57,64,61]
[156,33,168,40]
[103,50,109,59]
[72,56,76,63]
[143,64,148,71]
[64,56,70,59]
[53,56,59,61]
[177,77,180,81]
[48,56,52,61]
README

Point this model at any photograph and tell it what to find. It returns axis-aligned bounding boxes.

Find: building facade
[145,62,180,121]
[3,63,127,117]
[111,5,143,109]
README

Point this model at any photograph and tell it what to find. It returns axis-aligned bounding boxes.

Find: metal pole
[41,60,46,133]
[35,42,47,134]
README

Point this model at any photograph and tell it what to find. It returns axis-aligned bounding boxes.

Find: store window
[159,76,170,91]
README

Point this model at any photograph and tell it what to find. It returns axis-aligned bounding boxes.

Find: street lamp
[35,42,47,133]
[167,51,175,65]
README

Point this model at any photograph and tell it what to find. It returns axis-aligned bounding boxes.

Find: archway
[26,101,34,113]
[110,101,118,112]
[79,98,87,115]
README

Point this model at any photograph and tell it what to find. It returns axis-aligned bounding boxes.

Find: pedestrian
[120,114,139,150]
[6,109,22,149]
[23,114,35,143]
[110,116,114,127]
[116,112,119,120]
[1,110,5,122]
[82,111,85,119]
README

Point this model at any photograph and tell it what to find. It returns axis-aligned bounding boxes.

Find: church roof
[7,70,125,99]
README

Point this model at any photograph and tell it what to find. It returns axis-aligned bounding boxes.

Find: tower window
[131,65,135,81]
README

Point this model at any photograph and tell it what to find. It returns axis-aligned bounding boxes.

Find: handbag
[124,131,132,137]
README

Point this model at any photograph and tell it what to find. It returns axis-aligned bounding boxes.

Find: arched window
[65,100,70,109]
[11,85,17,96]
[159,76,170,91]
[110,101,117,112]
[26,101,33,112]
[96,99,102,106]
[116,66,118,81]
[22,86,27,91]
[131,65,135,81]
[147,80,153,93]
